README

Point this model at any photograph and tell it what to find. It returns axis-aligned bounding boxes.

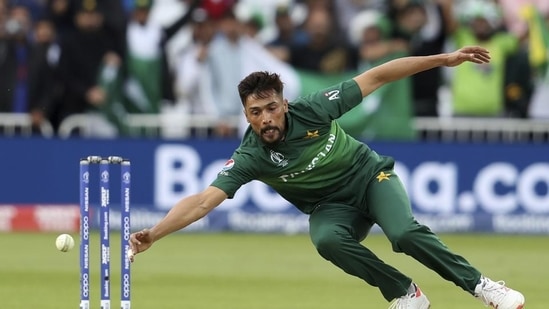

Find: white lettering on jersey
[278,134,336,182]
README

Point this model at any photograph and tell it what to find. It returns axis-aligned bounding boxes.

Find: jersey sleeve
[295,79,364,123]
[210,149,257,199]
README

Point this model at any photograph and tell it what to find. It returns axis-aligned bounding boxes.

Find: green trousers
[308,171,481,301]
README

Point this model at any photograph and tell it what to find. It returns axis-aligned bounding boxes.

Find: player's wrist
[147,227,161,242]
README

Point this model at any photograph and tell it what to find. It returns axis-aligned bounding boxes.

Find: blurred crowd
[0,0,548,140]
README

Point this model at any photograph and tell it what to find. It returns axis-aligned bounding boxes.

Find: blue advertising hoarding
[0,137,547,233]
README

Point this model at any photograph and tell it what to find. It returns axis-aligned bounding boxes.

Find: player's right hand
[128,228,154,263]
[445,46,490,67]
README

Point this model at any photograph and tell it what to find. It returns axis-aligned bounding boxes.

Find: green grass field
[0,232,547,308]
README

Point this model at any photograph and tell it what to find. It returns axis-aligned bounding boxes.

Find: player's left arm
[353,46,490,98]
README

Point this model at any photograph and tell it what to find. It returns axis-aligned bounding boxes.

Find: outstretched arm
[353,46,490,97]
[162,0,202,44]
[128,186,227,261]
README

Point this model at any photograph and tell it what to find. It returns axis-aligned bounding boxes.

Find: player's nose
[261,115,272,124]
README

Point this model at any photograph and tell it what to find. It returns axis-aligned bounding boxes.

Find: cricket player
[129,46,525,309]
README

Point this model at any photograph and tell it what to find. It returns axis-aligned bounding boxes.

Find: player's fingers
[469,54,483,64]
[127,248,136,263]
[476,52,491,63]
[129,232,142,257]
[467,52,490,64]
[130,232,141,245]
[128,241,136,258]
[461,45,490,54]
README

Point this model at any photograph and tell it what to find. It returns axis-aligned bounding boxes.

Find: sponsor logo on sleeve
[219,159,235,176]
[324,90,340,101]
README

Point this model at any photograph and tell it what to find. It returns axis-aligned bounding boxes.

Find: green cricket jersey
[211,80,395,214]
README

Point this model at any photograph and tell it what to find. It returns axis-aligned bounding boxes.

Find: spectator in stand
[498,0,549,119]
[502,37,534,118]
[27,18,62,132]
[8,0,48,21]
[193,8,242,137]
[449,0,521,117]
[94,0,203,137]
[0,5,33,115]
[498,0,549,40]
[388,0,457,117]
[175,5,300,138]
[333,0,385,43]
[174,8,218,119]
[267,4,308,50]
[522,4,549,119]
[239,10,264,41]
[489,0,536,119]
[338,10,416,141]
[46,0,76,39]
[53,0,121,135]
[288,6,358,73]
[97,0,127,55]
[46,0,126,54]
[126,0,201,110]
[122,0,164,115]
[201,0,236,20]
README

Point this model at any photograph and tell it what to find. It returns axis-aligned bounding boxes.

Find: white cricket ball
[55,234,75,252]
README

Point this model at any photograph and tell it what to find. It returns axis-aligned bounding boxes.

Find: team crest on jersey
[270,150,288,167]
[304,130,319,139]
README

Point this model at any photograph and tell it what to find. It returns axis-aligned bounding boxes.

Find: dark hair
[238,71,284,106]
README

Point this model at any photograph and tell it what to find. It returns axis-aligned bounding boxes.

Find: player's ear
[283,99,288,112]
